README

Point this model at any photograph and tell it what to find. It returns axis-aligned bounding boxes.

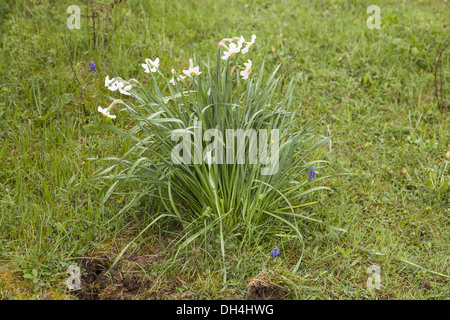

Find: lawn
[0,0,449,300]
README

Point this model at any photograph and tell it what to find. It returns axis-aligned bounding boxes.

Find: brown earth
[246,270,289,300]
[75,254,164,300]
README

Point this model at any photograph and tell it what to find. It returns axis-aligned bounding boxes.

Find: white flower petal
[142,64,150,73]
[241,35,256,54]
[105,76,116,87]
[143,58,159,73]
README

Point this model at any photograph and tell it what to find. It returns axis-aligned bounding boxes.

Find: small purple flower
[145,172,149,175]
[307,166,316,181]
[89,62,96,73]
[271,246,280,261]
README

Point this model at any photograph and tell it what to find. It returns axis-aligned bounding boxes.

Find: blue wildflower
[307,166,316,181]
[271,246,280,261]
[89,62,96,73]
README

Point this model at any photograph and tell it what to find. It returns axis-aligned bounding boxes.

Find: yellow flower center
[190,72,196,77]
[248,68,252,74]
[230,52,236,58]
[248,43,254,50]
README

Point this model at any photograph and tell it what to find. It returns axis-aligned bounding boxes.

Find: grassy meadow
[0,0,449,299]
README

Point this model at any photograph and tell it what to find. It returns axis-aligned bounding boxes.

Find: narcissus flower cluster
[104,76,132,96]
[218,34,256,59]
[219,34,256,80]
[99,34,257,119]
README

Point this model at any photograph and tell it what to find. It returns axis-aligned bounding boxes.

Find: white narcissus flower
[182,66,202,77]
[240,60,252,80]
[241,34,256,54]
[148,57,160,67]
[142,57,160,73]
[119,84,132,96]
[169,75,186,85]
[105,77,133,95]
[108,80,124,92]
[221,42,242,60]
[105,75,120,91]
[105,75,115,87]
[98,106,116,119]
[237,36,246,47]
[141,64,153,73]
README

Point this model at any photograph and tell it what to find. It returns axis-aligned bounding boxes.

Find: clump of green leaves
[96,40,343,281]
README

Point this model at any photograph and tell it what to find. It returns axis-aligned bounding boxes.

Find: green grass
[0,0,449,299]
